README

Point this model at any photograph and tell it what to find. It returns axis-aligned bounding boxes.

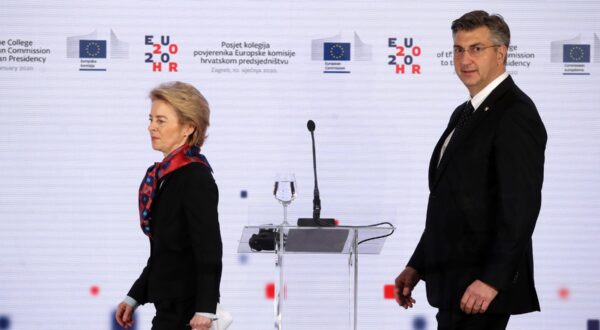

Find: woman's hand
[189,314,213,330]
[115,302,135,329]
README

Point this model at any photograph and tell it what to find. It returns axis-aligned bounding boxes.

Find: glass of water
[273,173,297,225]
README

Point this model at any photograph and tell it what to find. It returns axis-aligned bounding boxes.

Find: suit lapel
[429,120,456,191]
[430,76,515,190]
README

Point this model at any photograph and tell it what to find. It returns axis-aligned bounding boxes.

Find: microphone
[307,119,315,132]
[298,120,336,227]
[308,120,320,221]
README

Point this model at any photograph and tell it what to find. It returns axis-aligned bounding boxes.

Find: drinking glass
[273,173,297,225]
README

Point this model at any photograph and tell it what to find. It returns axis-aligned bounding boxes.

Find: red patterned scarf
[138,144,210,237]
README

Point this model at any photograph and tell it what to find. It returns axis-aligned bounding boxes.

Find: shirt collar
[470,72,509,111]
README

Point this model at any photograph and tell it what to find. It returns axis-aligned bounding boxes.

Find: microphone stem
[311,131,321,221]
[311,131,318,190]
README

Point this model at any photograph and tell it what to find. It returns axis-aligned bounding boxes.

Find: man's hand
[460,279,498,314]
[115,302,134,329]
[394,266,420,309]
[189,314,213,330]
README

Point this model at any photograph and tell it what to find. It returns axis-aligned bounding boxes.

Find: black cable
[336,222,395,246]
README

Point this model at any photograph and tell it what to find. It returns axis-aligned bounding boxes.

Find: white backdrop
[1,1,600,329]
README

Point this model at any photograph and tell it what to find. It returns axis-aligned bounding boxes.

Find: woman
[115,81,222,330]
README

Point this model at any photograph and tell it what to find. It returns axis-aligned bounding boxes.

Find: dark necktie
[450,101,475,144]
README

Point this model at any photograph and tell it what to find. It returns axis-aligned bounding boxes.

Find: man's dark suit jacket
[128,162,223,314]
[408,76,546,314]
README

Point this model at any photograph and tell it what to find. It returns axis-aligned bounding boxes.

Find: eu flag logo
[324,42,350,61]
[79,40,107,59]
[563,44,590,63]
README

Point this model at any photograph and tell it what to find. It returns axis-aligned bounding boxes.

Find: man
[394,11,546,330]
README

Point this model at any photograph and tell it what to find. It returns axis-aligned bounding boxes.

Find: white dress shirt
[437,72,509,166]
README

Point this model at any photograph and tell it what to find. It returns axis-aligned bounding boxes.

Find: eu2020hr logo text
[145,35,178,72]
[388,37,421,74]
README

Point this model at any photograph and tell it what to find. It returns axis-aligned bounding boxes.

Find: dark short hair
[451,10,510,48]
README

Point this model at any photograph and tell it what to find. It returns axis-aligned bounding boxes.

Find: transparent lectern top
[237,225,393,254]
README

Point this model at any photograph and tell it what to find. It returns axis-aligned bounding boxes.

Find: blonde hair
[149,81,210,147]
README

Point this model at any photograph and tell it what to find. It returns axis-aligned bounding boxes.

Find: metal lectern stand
[238,225,393,330]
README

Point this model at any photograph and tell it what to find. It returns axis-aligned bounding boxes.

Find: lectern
[238,225,393,330]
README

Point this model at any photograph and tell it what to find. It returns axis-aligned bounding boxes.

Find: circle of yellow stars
[329,44,345,60]
[85,41,102,57]
[568,46,584,61]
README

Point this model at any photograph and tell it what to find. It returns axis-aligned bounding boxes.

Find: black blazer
[408,76,546,314]
[128,162,222,314]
